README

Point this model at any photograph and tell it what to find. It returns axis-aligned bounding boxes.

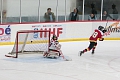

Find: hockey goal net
[5,30,50,58]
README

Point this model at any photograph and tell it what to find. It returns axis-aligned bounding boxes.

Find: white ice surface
[0,40,120,80]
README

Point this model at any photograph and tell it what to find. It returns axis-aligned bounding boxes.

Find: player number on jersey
[92,32,98,38]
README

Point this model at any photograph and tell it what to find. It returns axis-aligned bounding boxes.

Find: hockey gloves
[99,38,104,41]
[102,29,107,33]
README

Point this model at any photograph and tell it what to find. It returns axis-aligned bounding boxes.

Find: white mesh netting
[10,30,50,55]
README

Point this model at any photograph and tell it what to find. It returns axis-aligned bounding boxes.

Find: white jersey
[49,39,61,50]
[43,38,64,59]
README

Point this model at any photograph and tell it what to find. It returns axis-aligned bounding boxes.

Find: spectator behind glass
[69,8,79,21]
[44,8,55,22]
[112,4,118,20]
[88,13,97,20]
[101,11,114,20]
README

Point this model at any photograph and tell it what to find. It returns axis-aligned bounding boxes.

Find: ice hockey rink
[0,40,120,80]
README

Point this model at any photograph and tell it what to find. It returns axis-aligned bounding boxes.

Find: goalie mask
[52,34,58,40]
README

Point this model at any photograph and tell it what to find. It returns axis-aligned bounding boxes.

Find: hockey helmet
[52,34,58,40]
[98,26,104,31]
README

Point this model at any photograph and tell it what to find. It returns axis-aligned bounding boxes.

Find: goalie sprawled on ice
[43,34,64,59]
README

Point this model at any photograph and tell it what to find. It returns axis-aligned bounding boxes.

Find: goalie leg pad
[45,50,60,58]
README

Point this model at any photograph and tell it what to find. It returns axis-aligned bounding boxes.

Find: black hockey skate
[92,50,94,54]
[79,51,84,56]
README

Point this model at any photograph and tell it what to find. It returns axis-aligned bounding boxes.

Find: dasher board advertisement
[0,25,11,42]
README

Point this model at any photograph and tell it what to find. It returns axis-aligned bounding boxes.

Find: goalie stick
[62,54,72,61]
[56,51,72,61]
[55,50,72,61]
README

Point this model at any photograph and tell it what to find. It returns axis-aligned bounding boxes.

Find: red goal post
[5,30,51,58]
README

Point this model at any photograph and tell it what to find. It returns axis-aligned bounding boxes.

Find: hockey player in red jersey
[79,26,107,56]
[43,34,64,58]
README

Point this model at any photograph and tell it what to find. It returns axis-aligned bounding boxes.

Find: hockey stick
[105,20,108,29]
[54,44,72,61]
[103,20,110,36]
[59,50,72,61]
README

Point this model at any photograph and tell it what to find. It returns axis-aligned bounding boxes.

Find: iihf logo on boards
[33,28,38,38]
